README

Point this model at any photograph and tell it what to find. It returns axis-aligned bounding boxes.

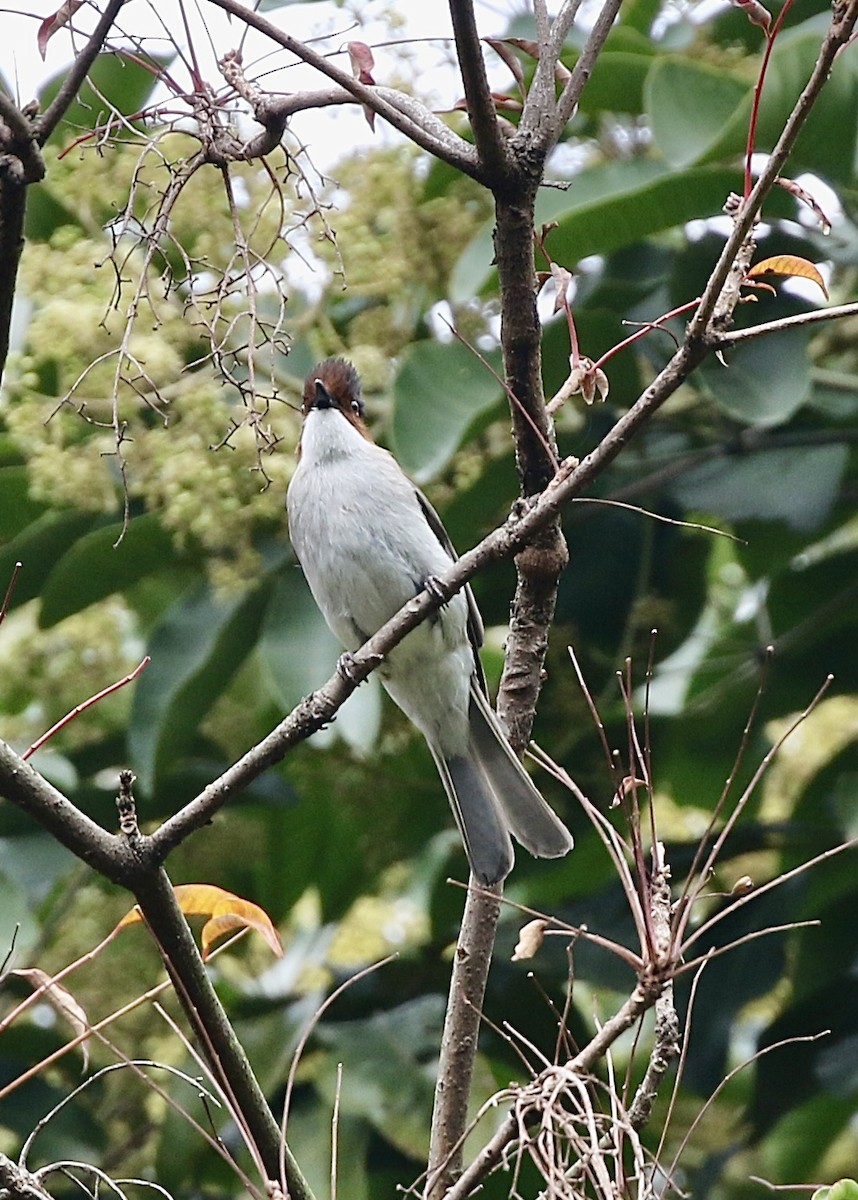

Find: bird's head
[301,358,369,436]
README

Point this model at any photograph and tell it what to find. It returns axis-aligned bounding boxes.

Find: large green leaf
[672,444,847,531]
[129,579,272,790]
[645,58,749,168]
[579,52,653,116]
[0,509,103,611]
[391,340,503,479]
[698,17,858,182]
[0,467,48,540]
[543,164,756,267]
[39,513,177,627]
[699,329,813,426]
[451,163,789,301]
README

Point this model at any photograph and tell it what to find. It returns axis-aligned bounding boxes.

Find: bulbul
[286,357,573,884]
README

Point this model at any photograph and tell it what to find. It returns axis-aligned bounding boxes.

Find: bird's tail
[430,688,573,885]
[467,685,574,862]
[431,750,514,885]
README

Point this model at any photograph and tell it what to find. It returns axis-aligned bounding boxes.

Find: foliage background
[1,0,857,1195]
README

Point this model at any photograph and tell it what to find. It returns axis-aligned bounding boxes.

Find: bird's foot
[336,651,360,682]
[337,649,384,683]
[424,574,448,604]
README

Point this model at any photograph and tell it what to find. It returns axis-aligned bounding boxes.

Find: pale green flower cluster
[127,381,295,589]
[0,599,140,750]
[315,146,491,362]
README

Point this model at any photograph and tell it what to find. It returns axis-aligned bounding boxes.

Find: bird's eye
[351,400,362,417]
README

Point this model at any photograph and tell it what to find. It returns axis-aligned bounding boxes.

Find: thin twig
[712,300,858,348]
[23,657,150,761]
[36,0,128,145]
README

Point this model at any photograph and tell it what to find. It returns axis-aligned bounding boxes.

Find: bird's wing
[414,485,487,694]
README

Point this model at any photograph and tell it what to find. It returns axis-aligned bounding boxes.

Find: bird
[286,357,573,884]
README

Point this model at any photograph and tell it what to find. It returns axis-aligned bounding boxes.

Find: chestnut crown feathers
[302,357,364,420]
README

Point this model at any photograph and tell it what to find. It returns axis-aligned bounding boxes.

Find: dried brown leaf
[37,0,84,59]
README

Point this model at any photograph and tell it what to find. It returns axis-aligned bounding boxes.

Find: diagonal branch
[448,0,508,184]
[204,0,482,179]
[517,0,586,145]
[687,0,858,343]
[552,0,623,135]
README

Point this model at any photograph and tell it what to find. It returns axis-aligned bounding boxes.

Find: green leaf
[39,514,177,627]
[757,20,858,184]
[0,509,102,612]
[25,185,78,242]
[129,580,272,790]
[315,996,443,1159]
[619,0,663,36]
[694,18,858,180]
[579,52,653,117]
[813,1182,858,1200]
[259,571,381,754]
[391,340,503,479]
[543,164,759,267]
[451,163,775,301]
[699,329,812,426]
[645,58,748,168]
[0,467,48,540]
[671,445,847,531]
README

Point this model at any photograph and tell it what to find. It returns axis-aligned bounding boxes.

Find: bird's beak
[312,379,334,411]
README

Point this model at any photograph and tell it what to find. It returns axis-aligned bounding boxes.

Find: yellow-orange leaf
[118,884,283,961]
[746,255,829,298]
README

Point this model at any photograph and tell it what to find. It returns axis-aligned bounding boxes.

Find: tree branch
[448,0,508,184]
[712,300,858,348]
[688,0,858,343]
[516,0,583,146]
[552,0,623,135]
[0,1153,57,1200]
[203,0,482,180]
[131,870,315,1200]
[426,880,502,1199]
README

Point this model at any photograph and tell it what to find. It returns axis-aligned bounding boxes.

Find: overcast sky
[2,1,522,165]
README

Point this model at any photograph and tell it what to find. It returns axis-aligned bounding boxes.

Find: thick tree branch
[131,870,314,1200]
[426,880,502,1199]
[448,0,508,184]
[0,740,134,878]
[0,96,43,385]
[552,0,623,135]
[0,1153,56,1200]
